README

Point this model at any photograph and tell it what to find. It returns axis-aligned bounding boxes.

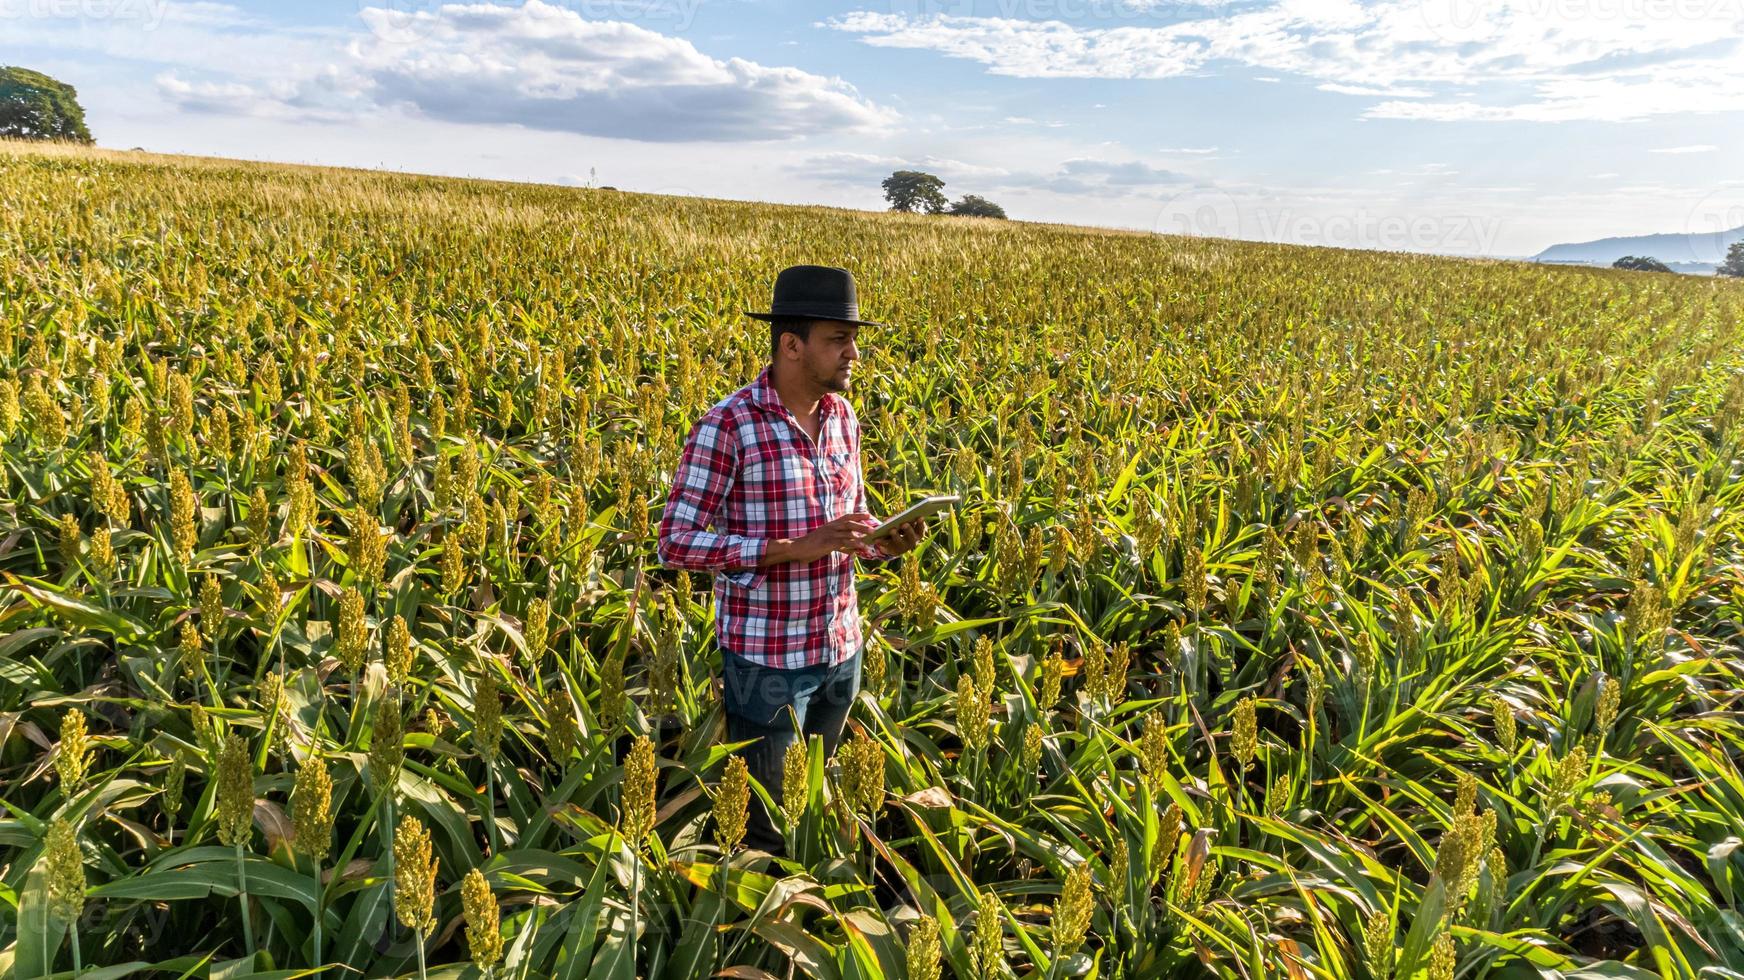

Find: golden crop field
[4,140,1744,979]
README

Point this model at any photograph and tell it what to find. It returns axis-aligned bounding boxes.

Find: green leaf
[11,862,68,980]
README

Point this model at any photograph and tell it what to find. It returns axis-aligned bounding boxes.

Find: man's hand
[876,518,927,558]
[792,512,878,564]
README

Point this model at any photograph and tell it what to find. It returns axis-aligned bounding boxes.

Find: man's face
[797,320,860,392]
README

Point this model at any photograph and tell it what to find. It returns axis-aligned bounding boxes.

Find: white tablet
[864,494,961,542]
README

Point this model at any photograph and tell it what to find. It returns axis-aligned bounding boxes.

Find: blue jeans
[719,648,861,854]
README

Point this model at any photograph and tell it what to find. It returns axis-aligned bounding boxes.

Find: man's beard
[818,367,848,392]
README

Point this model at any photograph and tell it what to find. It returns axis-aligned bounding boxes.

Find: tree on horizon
[882,170,948,214]
[1720,242,1744,278]
[0,67,93,144]
[948,194,1008,219]
[1613,255,1671,273]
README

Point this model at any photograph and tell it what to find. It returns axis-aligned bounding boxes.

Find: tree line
[881,170,1008,219]
[1614,251,1744,278]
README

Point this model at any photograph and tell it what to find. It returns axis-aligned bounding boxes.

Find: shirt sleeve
[848,405,895,564]
[656,409,769,584]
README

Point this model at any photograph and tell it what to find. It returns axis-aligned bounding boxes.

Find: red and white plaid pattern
[657,364,891,668]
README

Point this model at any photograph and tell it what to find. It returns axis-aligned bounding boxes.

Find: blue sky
[9,0,1744,257]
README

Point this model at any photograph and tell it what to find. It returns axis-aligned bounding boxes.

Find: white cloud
[825,12,1204,79]
[792,152,1195,198]
[793,151,1012,185]
[157,65,358,122]
[1045,157,1192,189]
[1650,144,1719,154]
[826,1,1744,122]
[1319,82,1431,98]
[342,1,897,141]
[125,1,899,142]
[1159,146,1219,154]
[154,73,264,116]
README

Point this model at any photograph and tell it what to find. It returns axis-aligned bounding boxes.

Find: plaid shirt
[656,364,893,669]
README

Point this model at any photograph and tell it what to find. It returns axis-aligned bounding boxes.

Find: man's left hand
[877,518,927,557]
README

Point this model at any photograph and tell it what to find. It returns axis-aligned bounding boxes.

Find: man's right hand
[793,512,877,564]
[755,513,878,568]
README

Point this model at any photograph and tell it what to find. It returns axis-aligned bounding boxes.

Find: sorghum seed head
[55,709,92,791]
[57,513,80,567]
[1489,694,1517,754]
[1139,718,1169,785]
[200,573,223,642]
[544,689,578,766]
[906,915,942,980]
[1596,676,1621,734]
[336,588,366,675]
[957,674,990,752]
[782,738,809,823]
[1362,910,1395,979]
[45,817,85,922]
[715,754,750,853]
[392,814,439,935]
[524,597,550,662]
[1231,696,1258,769]
[162,756,186,823]
[621,734,657,844]
[471,664,503,763]
[1428,933,1455,980]
[291,752,333,861]
[368,701,404,798]
[170,468,197,559]
[1021,722,1043,776]
[178,620,204,682]
[215,732,254,848]
[88,525,115,578]
[385,614,413,686]
[970,893,1004,980]
[1052,862,1094,957]
[462,867,504,971]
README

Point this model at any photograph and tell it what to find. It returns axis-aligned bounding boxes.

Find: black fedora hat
[745,264,884,327]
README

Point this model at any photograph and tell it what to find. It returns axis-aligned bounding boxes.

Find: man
[656,264,927,854]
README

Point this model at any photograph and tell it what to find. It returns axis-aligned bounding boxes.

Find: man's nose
[845,341,860,361]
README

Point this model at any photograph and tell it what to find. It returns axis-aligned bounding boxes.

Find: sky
[9,0,1744,258]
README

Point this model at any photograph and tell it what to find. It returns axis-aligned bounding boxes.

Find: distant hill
[1533,223,1744,274]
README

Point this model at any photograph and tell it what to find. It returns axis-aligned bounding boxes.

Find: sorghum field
[3,140,1744,980]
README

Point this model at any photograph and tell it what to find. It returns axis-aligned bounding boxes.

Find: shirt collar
[749,364,836,418]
